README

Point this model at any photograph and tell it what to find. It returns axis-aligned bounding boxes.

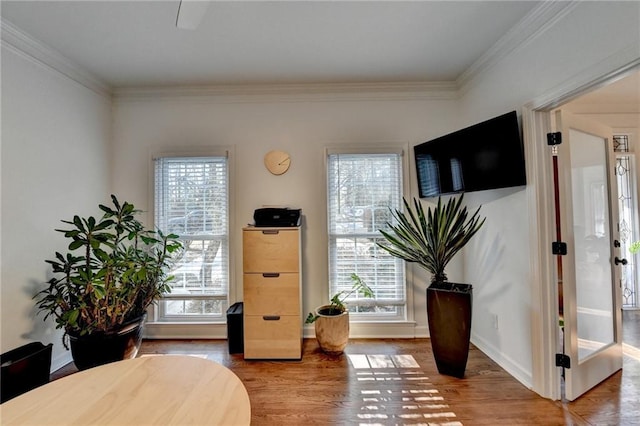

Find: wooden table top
[0,355,251,425]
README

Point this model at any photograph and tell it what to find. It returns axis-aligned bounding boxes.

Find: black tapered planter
[427,282,472,378]
[68,314,145,370]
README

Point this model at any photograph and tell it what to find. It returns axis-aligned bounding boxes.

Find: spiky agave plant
[378,195,485,283]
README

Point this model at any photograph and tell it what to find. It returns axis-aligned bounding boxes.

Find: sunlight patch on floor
[350,354,462,426]
[348,354,420,369]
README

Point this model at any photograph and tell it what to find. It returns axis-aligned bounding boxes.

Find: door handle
[615,257,628,266]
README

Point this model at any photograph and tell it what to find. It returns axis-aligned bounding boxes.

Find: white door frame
[523,59,640,400]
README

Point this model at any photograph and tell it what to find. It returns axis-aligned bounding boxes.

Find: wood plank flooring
[51,335,640,425]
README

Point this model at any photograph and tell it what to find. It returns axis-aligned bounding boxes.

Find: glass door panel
[569,129,615,361]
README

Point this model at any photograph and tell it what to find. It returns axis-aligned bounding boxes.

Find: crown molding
[3,1,581,105]
[529,47,640,111]
[112,81,459,103]
[1,16,456,104]
[457,1,580,95]
[1,18,111,97]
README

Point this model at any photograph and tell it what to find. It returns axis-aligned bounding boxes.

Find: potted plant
[34,195,182,370]
[378,195,485,378]
[306,273,374,355]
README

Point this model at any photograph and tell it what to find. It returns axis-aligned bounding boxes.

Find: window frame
[325,145,411,323]
[150,148,233,323]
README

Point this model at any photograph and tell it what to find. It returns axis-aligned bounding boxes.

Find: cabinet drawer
[243,229,299,272]
[243,315,302,359]
[243,273,300,316]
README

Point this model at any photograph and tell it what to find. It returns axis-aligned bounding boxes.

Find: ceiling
[564,71,640,113]
[1,0,542,88]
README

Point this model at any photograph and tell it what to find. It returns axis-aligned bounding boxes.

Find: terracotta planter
[314,305,349,355]
[427,282,472,378]
[68,314,146,370]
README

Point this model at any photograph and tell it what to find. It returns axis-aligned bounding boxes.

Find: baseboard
[144,322,228,339]
[144,321,426,340]
[471,332,533,389]
[51,352,73,373]
[304,322,426,339]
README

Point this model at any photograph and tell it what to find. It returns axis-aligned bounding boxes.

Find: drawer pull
[263,315,281,321]
[261,230,280,235]
[262,273,280,278]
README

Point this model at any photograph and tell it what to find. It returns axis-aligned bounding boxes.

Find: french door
[553,110,623,401]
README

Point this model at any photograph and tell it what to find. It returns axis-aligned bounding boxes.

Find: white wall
[458,1,640,387]
[111,90,459,338]
[0,45,112,370]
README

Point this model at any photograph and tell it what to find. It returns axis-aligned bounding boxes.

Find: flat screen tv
[414,111,526,198]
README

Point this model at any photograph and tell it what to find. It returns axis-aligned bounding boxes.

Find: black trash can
[1,342,53,403]
[226,302,244,354]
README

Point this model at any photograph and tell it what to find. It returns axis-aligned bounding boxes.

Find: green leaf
[93,248,109,261]
[73,215,84,231]
[68,239,85,250]
[122,203,135,215]
[93,219,114,231]
[67,309,79,326]
[141,235,160,245]
[110,194,121,211]
[63,230,80,238]
[93,285,106,298]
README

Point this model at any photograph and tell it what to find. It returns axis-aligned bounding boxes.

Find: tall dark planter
[427,282,472,378]
[68,314,145,370]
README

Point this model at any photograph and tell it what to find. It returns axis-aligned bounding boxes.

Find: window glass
[154,155,229,321]
[327,151,406,320]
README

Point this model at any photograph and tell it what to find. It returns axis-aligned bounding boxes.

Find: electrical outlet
[492,314,499,330]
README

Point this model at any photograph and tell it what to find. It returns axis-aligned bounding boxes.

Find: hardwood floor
[52,336,640,425]
[623,309,640,348]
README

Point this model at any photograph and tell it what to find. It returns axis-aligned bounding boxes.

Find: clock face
[264,150,291,175]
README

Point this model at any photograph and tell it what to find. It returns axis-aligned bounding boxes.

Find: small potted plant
[306,273,373,355]
[34,195,182,370]
[378,195,485,378]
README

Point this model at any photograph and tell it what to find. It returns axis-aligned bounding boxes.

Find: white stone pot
[313,304,349,355]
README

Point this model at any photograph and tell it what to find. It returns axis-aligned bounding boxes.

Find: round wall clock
[264,150,291,175]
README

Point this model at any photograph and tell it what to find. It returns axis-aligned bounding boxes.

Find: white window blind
[154,155,229,322]
[327,151,406,320]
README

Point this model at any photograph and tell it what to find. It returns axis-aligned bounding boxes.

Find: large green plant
[378,195,485,283]
[35,195,182,346]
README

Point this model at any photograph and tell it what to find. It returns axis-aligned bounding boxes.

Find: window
[327,149,406,321]
[614,134,639,308]
[154,154,229,322]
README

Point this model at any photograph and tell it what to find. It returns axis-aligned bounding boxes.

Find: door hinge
[556,353,571,369]
[552,241,567,255]
[547,132,562,146]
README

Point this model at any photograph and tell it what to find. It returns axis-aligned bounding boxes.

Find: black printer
[253,208,301,227]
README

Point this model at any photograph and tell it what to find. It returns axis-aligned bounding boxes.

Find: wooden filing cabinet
[242,227,302,359]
